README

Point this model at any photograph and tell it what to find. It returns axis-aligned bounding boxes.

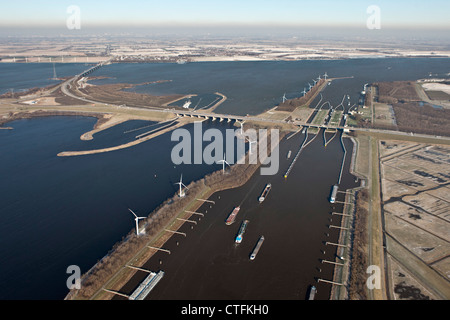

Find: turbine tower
[282,93,287,103]
[128,208,146,236]
[217,153,230,173]
[175,174,188,198]
[246,138,257,154]
[52,63,57,80]
[236,120,245,135]
[323,72,328,80]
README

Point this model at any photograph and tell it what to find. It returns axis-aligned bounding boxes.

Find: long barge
[259,183,272,203]
[235,220,249,244]
[308,285,317,300]
[329,184,338,203]
[225,206,240,225]
[250,235,265,260]
[128,270,164,300]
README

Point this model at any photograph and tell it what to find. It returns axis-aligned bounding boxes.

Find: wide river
[0,58,449,299]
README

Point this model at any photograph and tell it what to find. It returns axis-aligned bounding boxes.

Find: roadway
[58,63,450,145]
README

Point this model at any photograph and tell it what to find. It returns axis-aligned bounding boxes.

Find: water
[117,131,356,300]
[0,63,89,95]
[0,58,449,299]
[88,58,450,115]
[0,116,240,299]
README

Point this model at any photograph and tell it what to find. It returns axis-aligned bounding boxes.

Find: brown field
[425,90,450,101]
[75,82,183,109]
[379,140,450,300]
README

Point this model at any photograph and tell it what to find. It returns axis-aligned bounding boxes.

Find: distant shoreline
[1,54,450,64]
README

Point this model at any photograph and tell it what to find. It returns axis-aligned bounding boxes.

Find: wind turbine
[312,79,317,85]
[217,153,230,173]
[308,83,313,90]
[282,93,287,103]
[323,72,328,80]
[175,173,188,198]
[236,120,245,135]
[317,75,321,81]
[301,88,307,96]
[245,138,257,154]
[128,208,146,236]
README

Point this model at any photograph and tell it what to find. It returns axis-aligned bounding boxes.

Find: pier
[329,225,350,231]
[284,127,309,179]
[196,198,215,204]
[102,289,130,299]
[185,210,204,217]
[321,259,345,266]
[331,212,352,217]
[164,229,187,237]
[317,279,344,286]
[337,132,347,185]
[147,246,171,254]
[323,129,338,147]
[325,242,349,248]
[177,218,197,224]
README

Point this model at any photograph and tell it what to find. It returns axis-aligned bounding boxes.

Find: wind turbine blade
[128,208,138,218]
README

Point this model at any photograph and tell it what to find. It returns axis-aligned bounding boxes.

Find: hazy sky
[1,0,449,30]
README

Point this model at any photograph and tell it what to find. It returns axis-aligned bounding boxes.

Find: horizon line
[1,22,450,31]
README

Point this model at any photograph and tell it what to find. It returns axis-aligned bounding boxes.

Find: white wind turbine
[236,120,245,135]
[308,83,313,90]
[282,93,287,103]
[175,173,188,198]
[312,79,317,85]
[317,75,321,81]
[246,138,257,154]
[301,88,307,96]
[323,72,328,80]
[217,153,230,173]
[128,208,146,236]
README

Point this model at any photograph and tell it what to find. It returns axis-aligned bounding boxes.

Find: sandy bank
[58,119,189,157]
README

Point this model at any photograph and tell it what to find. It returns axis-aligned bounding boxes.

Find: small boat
[182,100,192,109]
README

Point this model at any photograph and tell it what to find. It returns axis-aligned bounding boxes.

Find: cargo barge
[235,220,249,244]
[329,184,338,203]
[225,206,240,225]
[258,183,272,203]
[308,285,316,300]
[128,270,164,300]
[250,236,265,260]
